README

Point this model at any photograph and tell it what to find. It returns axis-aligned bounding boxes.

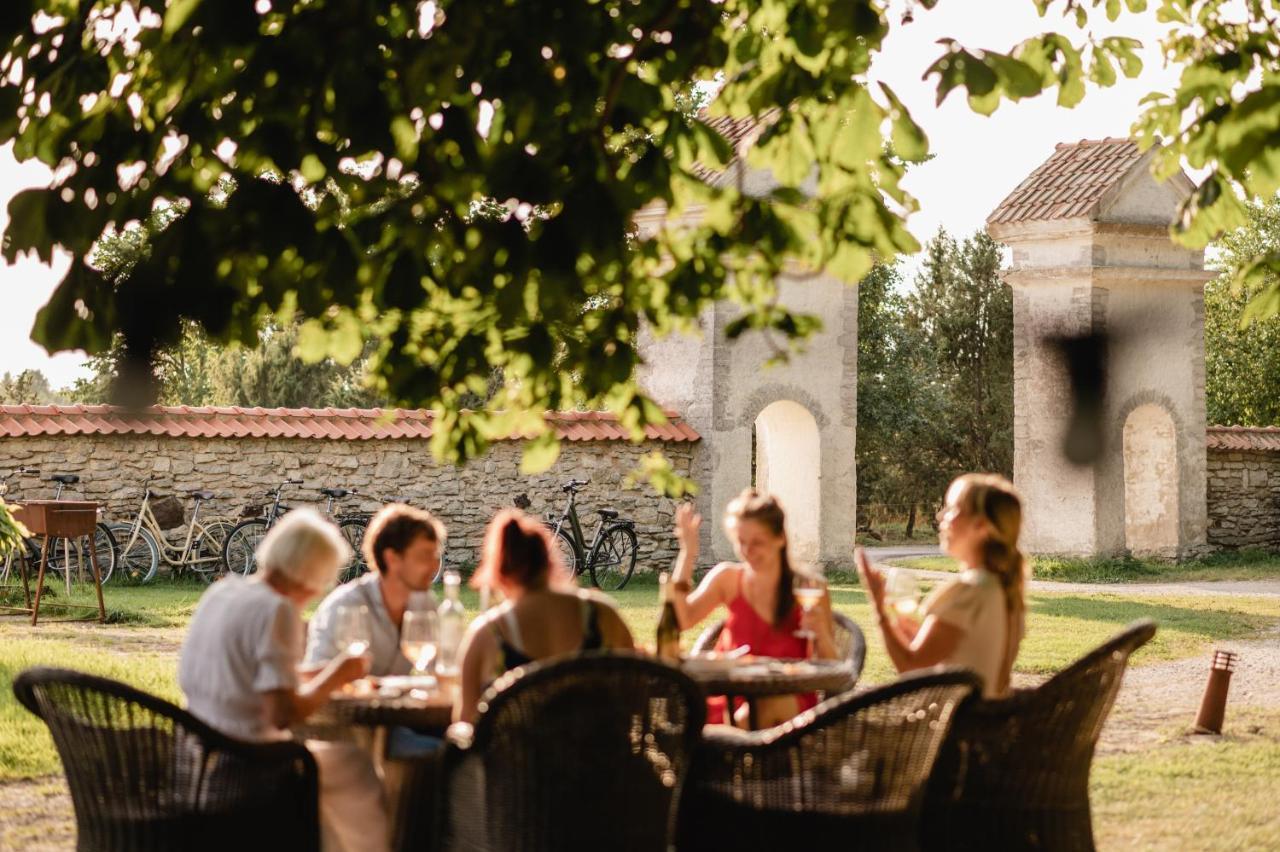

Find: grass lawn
[1092,709,1280,850]
[5,573,1280,850]
[890,548,1280,584]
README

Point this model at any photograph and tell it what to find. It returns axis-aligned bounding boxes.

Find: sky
[0,1,1180,390]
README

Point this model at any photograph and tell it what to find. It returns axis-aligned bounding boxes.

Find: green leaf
[300,154,326,184]
[879,83,929,162]
[390,116,418,163]
[519,429,561,474]
[164,0,204,37]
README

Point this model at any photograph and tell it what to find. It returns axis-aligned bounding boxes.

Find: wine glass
[401,609,439,677]
[793,574,824,659]
[334,604,372,657]
[884,568,921,621]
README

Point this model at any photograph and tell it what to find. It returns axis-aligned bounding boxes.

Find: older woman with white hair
[179,508,388,852]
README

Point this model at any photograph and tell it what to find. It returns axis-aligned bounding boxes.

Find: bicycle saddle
[320,487,354,499]
[596,508,619,520]
[187,490,216,501]
[562,479,588,492]
[49,473,80,484]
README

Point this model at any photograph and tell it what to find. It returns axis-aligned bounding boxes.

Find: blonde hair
[724,488,795,626]
[949,473,1027,695]
[256,508,352,591]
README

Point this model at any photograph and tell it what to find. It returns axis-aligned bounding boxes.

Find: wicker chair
[677,669,980,852]
[691,610,868,678]
[443,653,705,852]
[13,667,319,852]
[922,619,1157,852]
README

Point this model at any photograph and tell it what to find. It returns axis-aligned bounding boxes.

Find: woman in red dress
[669,489,838,728]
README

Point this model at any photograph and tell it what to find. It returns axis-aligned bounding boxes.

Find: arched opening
[754,400,821,564]
[1122,404,1180,556]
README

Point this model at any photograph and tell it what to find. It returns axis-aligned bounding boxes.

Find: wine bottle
[656,571,681,661]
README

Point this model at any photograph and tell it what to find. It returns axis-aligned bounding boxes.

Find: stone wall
[0,434,695,575]
[1206,448,1280,549]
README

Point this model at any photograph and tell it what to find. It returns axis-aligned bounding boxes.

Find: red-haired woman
[454,508,635,723]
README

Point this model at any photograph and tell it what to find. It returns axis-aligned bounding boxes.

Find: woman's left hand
[855,546,887,612]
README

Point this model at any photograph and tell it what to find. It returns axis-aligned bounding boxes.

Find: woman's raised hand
[675,502,702,549]
[855,547,886,612]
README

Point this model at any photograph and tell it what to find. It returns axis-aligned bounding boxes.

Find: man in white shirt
[305,504,446,676]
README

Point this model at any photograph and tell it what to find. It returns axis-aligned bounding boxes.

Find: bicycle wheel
[107,523,160,585]
[223,519,270,576]
[551,527,579,580]
[337,518,368,584]
[90,522,117,585]
[192,520,236,584]
[588,524,638,591]
[39,526,116,586]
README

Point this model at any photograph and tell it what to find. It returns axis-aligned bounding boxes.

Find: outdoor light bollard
[1193,649,1239,735]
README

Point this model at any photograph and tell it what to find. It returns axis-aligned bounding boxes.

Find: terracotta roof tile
[0,405,700,444]
[987,138,1148,226]
[689,109,782,186]
[1207,426,1280,452]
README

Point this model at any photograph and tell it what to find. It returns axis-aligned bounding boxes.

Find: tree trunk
[905,504,917,539]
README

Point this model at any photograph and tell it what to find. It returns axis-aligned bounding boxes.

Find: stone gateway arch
[638,127,1210,567]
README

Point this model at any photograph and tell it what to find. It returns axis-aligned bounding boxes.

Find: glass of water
[334,604,372,658]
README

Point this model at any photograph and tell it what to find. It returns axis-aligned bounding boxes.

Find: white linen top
[921,567,1022,698]
[178,575,302,742]
[303,573,436,677]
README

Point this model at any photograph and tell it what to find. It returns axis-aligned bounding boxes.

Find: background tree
[856,230,1014,536]
[0,369,63,404]
[1205,196,1280,427]
[0,0,1154,483]
[908,229,1014,476]
[856,261,949,537]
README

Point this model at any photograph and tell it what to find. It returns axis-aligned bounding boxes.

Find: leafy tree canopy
[0,0,1273,485]
[1205,195,1280,426]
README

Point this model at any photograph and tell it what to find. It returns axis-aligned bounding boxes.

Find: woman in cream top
[857,474,1027,699]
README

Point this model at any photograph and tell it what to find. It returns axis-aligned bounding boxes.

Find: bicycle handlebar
[562,479,590,492]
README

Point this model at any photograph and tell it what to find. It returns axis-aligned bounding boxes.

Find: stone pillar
[989,140,1213,558]
[637,272,858,571]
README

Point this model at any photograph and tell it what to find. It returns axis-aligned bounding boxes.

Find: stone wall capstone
[0,434,695,575]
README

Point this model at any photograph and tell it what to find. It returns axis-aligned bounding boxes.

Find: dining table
[680,656,858,729]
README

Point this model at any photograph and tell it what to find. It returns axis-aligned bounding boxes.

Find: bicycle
[316,487,373,584]
[545,479,638,591]
[222,478,304,576]
[105,479,238,585]
[8,473,119,587]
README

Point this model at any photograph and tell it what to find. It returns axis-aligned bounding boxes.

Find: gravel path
[863,548,1280,598]
[1098,624,1280,754]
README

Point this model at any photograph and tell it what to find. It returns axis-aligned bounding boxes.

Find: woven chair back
[678,670,978,850]
[922,619,1157,851]
[454,653,705,852]
[13,667,318,852]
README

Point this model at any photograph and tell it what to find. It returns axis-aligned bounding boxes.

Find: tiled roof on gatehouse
[1207,426,1280,452]
[987,138,1148,226]
[690,108,781,186]
[0,405,700,443]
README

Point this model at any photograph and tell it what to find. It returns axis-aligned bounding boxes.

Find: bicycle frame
[121,489,221,568]
[551,491,607,570]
